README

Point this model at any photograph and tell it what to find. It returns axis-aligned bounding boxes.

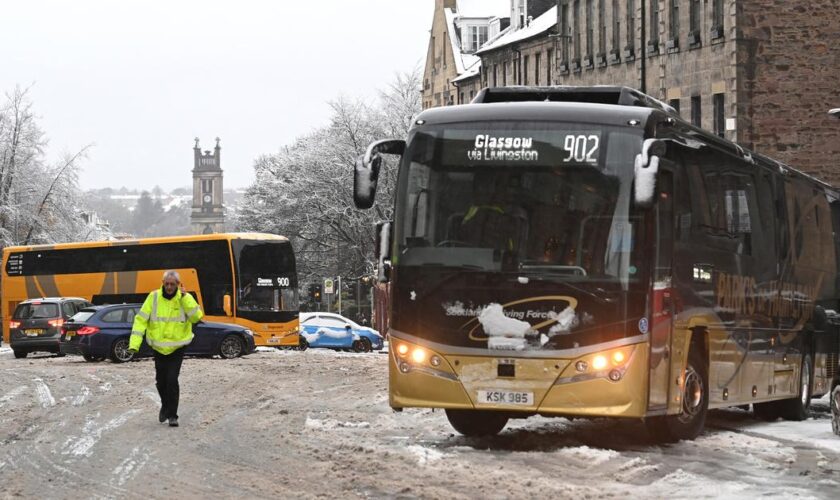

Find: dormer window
[463,25,488,52]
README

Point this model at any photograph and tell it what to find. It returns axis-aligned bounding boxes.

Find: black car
[59,304,256,362]
[9,297,93,358]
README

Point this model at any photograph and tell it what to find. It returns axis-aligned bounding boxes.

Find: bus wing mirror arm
[376,221,393,283]
[634,138,665,207]
[223,294,233,317]
[354,139,406,209]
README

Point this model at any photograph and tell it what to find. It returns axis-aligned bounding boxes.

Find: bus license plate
[477,390,533,406]
[267,338,280,344]
[25,329,43,336]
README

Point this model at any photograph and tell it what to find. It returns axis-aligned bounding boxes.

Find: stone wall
[737,0,840,185]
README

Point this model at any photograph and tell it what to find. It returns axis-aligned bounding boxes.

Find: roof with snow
[444,7,479,75]
[456,0,509,19]
[476,5,557,55]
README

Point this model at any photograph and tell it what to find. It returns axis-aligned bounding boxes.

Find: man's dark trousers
[153,347,185,419]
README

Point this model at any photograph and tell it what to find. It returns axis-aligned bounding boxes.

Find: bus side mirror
[223,294,232,317]
[354,139,406,209]
[634,138,666,207]
[375,220,393,283]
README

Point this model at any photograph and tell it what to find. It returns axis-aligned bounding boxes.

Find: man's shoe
[168,417,179,427]
[159,408,166,423]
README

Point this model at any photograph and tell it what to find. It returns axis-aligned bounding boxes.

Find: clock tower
[190,137,225,234]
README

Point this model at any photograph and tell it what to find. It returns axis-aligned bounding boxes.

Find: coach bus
[1,233,299,348]
[352,86,840,441]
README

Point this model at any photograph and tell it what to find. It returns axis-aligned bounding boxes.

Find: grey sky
[0,0,433,191]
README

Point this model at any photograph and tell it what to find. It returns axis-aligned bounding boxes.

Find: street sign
[324,278,334,295]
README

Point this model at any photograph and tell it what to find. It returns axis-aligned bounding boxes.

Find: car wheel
[352,338,372,353]
[110,338,135,363]
[219,335,244,359]
[445,409,508,437]
[82,353,101,363]
[646,347,708,442]
[13,350,27,359]
[298,338,309,351]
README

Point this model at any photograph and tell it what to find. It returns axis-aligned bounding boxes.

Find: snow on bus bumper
[388,335,649,418]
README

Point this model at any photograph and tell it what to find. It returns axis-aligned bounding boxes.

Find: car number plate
[477,390,534,406]
[65,332,75,338]
[25,329,43,336]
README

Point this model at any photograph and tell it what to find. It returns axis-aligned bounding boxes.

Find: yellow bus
[353,86,840,441]
[1,233,299,348]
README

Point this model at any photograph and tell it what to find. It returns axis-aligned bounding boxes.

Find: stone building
[423,0,840,185]
[190,138,225,235]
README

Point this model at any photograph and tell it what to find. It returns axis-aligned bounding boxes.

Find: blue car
[299,312,383,352]
[59,304,256,362]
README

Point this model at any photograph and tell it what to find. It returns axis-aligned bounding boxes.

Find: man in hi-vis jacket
[130,270,204,427]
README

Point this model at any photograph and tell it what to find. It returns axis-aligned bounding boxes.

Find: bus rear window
[14,303,60,319]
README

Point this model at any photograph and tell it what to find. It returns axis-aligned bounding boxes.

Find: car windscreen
[69,310,97,322]
[14,303,60,319]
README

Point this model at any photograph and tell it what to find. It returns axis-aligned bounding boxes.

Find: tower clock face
[203,194,212,203]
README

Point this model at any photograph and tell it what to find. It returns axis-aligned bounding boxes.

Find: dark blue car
[59,304,256,362]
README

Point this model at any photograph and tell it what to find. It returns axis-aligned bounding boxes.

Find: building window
[503,62,508,86]
[561,2,571,64]
[712,0,724,38]
[470,90,475,100]
[573,0,582,62]
[669,98,681,117]
[493,64,498,87]
[626,0,635,55]
[612,0,620,54]
[649,0,659,53]
[535,53,541,85]
[598,0,606,56]
[459,92,464,104]
[689,0,701,45]
[546,49,553,83]
[442,32,447,66]
[465,25,488,52]
[523,55,529,85]
[586,0,594,58]
[713,93,725,137]
[669,0,679,46]
[691,95,702,127]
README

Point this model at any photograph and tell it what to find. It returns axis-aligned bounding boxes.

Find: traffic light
[312,284,322,302]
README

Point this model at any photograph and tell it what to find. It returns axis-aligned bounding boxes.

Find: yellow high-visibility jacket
[130,288,204,355]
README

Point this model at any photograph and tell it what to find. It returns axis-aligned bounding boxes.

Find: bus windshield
[396,122,644,285]
[232,240,298,319]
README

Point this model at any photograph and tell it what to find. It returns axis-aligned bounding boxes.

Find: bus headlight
[411,348,427,364]
[612,351,625,365]
[397,344,409,357]
[592,355,608,371]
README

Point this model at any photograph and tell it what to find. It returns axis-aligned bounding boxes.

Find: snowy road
[0,346,838,498]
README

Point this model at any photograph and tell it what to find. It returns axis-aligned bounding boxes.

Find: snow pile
[304,417,370,430]
[406,445,446,466]
[557,446,619,466]
[547,307,578,335]
[478,303,533,350]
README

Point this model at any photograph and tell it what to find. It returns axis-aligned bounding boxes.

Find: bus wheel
[298,338,309,351]
[646,348,708,442]
[779,352,813,421]
[831,384,840,436]
[445,409,508,437]
[110,339,134,363]
[83,353,102,363]
[13,350,27,359]
[219,335,244,359]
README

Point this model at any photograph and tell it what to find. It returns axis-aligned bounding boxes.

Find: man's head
[162,270,181,292]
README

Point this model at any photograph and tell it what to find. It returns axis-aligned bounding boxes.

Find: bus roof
[414,100,657,129]
[1,232,289,254]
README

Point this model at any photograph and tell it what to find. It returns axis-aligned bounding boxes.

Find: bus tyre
[298,338,309,351]
[219,335,244,359]
[83,353,102,363]
[779,352,813,421]
[831,384,840,436]
[445,409,508,437]
[13,350,27,359]
[646,348,708,443]
[110,338,134,363]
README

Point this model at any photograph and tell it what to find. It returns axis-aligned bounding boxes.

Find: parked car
[832,377,840,436]
[59,304,256,362]
[9,297,93,358]
[299,312,383,352]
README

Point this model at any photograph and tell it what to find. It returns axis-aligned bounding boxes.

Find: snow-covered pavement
[0,347,837,498]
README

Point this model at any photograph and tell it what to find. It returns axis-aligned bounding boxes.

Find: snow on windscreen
[478,303,538,350]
